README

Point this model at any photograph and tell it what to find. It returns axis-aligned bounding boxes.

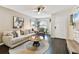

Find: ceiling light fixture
[33,5,45,14]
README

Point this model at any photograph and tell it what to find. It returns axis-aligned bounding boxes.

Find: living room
[0,5,79,54]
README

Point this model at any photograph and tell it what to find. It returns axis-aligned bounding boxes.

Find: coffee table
[9,40,49,54]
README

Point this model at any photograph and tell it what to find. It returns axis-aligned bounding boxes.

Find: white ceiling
[1,5,76,18]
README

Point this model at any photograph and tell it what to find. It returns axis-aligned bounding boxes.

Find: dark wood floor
[0,45,9,54]
[0,36,69,54]
[46,38,69,54]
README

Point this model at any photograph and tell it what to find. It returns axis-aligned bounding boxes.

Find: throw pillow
[11,31,18,38]
[16,30,21,36]
[5,33,12,36]
[20,30,24,35]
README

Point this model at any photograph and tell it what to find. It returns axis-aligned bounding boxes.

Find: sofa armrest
[74,30,79,43]
[3,36,12,40]
[3,36,13,45]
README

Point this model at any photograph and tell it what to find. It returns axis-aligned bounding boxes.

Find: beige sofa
[66,40,79,54]
[2,30,35,48]
[66,29,79,54]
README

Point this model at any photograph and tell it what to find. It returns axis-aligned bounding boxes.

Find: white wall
[51,8,73,39]
[0,6,31,32]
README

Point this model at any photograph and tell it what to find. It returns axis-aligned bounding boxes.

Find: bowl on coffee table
[31,35,42,47]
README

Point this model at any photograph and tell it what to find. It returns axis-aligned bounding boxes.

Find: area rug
[9,40,49,54]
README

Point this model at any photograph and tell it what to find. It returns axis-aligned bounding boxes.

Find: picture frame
[13,16,24,29]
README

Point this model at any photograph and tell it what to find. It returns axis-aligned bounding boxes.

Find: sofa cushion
[11,35,29,45]
[11,37,23,45]
[20,30,24,35]
[11,33,35,44]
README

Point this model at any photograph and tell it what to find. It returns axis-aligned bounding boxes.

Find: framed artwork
[13,16,24,28]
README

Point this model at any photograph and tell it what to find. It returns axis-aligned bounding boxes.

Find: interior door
[52,13,68,39]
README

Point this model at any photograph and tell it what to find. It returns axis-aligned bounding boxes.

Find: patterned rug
[9,40,49,54]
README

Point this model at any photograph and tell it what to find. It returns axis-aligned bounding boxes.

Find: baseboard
[51,37,67,40]
[0,43,4,46]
